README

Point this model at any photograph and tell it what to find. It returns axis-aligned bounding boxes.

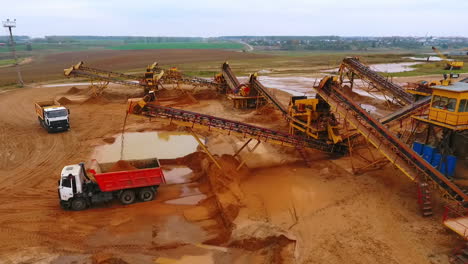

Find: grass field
[386,58,468,77]
[107,42,244,50]
[0,59,16,66]
[0,42,245,54]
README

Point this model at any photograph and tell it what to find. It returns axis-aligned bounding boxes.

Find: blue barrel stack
[412,142,457,178]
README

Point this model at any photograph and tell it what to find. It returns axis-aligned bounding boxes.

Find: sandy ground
[0,81,463,264]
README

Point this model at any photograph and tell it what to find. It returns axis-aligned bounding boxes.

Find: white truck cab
[58,163,88,208]
[35,101,70,132]
[44,107,69,124]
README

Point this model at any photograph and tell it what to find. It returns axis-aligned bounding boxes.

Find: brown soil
[0,78,462,263]
[0,49,271,86]
[66,86,82,94]
[108,160,137,172]
[82,96,110,104]
[56,96,73,105]
[102,137,116,144]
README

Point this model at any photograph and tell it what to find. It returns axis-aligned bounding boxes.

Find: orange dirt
[107,160,137,172]
[65,86,82,94]
[0,74,462,263]
[56,96,73,105]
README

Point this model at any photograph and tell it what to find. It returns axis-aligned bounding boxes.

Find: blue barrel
[422,145,435,163]
[447,155,457,177]
[439,160,448,175]
[431,153,442,168]
[412,142,424,155]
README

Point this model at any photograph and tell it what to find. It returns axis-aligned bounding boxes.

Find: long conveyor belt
[142,104,348,155]
[221,62,241,92]
[249,75,289,115]
[380,96,431,124]
[316,79,468,206]
[68,70,142,88]
[341,57,414,105]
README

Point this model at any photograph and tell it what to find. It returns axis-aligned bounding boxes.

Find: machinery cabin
[412,82,468,131]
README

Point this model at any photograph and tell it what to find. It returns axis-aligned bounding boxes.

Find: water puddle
[165,194,207,205]
[323,62,421,73]
[93,131,201,163]
[163,166,194,184]
[239,76,318,96]
[404,56,443,62]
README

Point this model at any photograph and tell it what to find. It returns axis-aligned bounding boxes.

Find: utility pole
[2,19,24,87]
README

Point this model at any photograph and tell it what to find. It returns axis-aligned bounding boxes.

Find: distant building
[0,43,6,46]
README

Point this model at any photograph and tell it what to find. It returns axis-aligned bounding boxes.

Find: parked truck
[58,158,166,210]
[35,100,70,132]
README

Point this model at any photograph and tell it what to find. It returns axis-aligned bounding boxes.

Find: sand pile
[108,160,137,172]
[65,87,82,95]
[102,137,116,144]
[245,105,282,124]
[194,90,219,100]
[56,97,73,105]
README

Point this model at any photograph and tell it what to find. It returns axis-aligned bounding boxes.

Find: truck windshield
[46,109,68,118]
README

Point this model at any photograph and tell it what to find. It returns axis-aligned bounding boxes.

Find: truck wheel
[71,198,87,211]
[138,188,154,202]
[120,190,136,205]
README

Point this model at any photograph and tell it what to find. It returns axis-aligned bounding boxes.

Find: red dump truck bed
[90,159,165,192]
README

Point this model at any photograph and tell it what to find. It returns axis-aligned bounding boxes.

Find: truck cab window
[61,178,71,188]
[46,109,68,118]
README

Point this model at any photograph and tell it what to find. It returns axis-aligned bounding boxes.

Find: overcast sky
[1,0,467,37]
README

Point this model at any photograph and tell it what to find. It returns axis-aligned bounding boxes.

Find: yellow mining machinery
[216,62,266,109]
[432,46,464,70]
[288,96,342,144]
[406,73,460,98]
[64,61,162,96]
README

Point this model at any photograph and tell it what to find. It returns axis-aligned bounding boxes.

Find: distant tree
[26,43,32,51]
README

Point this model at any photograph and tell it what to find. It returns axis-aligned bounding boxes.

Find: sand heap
[65,87,82,95]
[56,97,73,105]
[108,160,137,172]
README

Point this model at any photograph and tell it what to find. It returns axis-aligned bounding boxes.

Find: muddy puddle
[165,194,207,205]
[238,76,318,96]
[164,166,194,184]
[323,62,421,73]
[93,131,201,163]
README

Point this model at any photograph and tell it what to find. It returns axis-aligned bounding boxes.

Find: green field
[386,60,468,77]
[0,59,16,66]
[107,42,244,50]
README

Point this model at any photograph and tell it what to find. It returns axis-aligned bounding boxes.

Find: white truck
[58,159,165,210]
[35,100,70,132]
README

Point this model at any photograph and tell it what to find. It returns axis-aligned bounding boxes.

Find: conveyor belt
[249,75,288,115]
[221,62,241,92]
[316,78,468,206]
[78,65,142,80]
[380,96,431,124]
[142,104,348,155]
[341,57,414,105]
[68,70,142,88]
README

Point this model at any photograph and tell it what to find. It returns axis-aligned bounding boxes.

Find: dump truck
[58,158,165,210]
[35,100,70,132]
